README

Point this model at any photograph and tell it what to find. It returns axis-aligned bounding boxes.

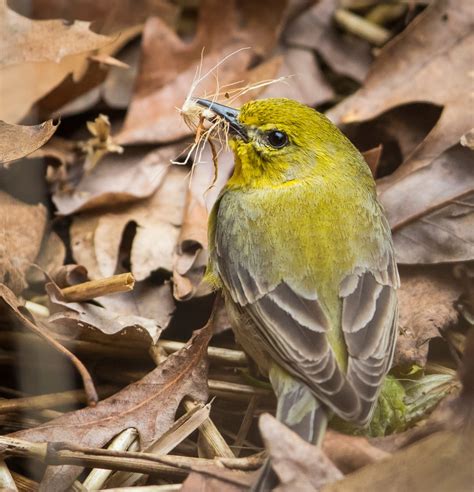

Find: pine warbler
[196,97,399,490]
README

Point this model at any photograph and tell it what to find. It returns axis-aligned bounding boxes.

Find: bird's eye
[266,130,288,149]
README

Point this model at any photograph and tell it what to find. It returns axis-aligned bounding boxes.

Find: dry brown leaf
[71,165,187,280]
[262,47,334,106]
[259,413,343,492]
[323,430,390,474]
[380,143,474,264]
[323,430,474,492]
[0,191,47,294]
[46,279,174,345]
[20,0,178,34]
[284,0,372,83]
[362,145,383,178]
[52,146,174,215]
[0,3,113,123]
[26,232,66,285]
[328,0,474,184]
[118,0,287,144]
[394,266,462,368]
[13,322,212,491]
[173,187,209,301]
[0,120,58,166]
[181,467,252,492]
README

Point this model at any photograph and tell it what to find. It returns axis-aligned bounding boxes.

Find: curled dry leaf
[0,3,113,122]
[118,0,287,144]
[259,413,343,492]
[46,277,175,346]
[13,322,213,491]
[79,114,123,174]
[394,266,462,368]
[382,143,474,264]
[0,191,47,294]
[329,0,474,183]
[71,165,188,280]
[0,120,58,166]
[284,0,372,83]
[52,146,174,215]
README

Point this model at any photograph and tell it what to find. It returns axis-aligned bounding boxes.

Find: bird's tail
[252,365,328,491]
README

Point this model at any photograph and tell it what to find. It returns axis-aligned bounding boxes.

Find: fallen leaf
[323,430,474,492]
[0,191,47,294]
[284,0,372,83]
[0,120,58,166]
[173,187,209,301]
[259,413,343,492]
[22,0,178,34]
[362,145,383,177]
[52,146,174,215]
[181,467,252,492]
[118,0,287,144]
[46,279,174,345]
[323,430,389,474]
[381,143,474,264]
[0,3,113,122]
[261,47,334,106]
[13,322,212,491]
[328,0,474,184]
[394,266,461,368]
[26,232,66,285]
[79,114,123,173]
[70,165,188,280]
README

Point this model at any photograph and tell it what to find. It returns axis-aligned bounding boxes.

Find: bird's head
[195,97,371,188]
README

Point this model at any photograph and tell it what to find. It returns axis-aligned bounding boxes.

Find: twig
[158,341,247,367]
[334,9,391,46]
[183,399,235,459]
[81,428,139,490]
[0,436,260,486]
[7,309,98,405]
[60,272,135,302]
[233,396,258,456]
[0,386,115,415]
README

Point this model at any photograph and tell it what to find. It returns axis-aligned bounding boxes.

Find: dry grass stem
[60,272,135,302]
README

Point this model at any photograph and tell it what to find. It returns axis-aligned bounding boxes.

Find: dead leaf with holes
[13,322,212,491]
[71,166,187,280]
[118,0,287,144]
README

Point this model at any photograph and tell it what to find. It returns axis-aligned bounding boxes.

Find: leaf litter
[0,1,472,491]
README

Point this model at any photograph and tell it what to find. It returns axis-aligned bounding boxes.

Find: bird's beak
[194,98,249,142]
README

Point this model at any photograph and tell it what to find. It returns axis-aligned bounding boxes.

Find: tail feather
[252,365,328,491]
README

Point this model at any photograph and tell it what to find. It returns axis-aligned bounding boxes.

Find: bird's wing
[340,251,399,423]
[213,203,398,424]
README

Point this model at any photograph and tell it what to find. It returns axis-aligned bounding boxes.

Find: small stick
[233,396,258,457]
[82,428,139,490]
[60,272,135,302]
[0,436,259,485]
[158,340,247,367]
[183,399,235,459]
[0,386,115,415]
[334,8,391,46]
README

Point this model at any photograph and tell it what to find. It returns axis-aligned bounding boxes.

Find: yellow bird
[196,97,399,490]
